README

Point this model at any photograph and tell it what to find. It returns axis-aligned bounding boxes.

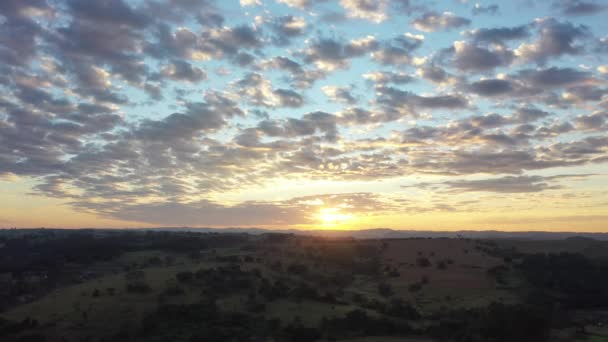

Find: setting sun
[318,207,354,226]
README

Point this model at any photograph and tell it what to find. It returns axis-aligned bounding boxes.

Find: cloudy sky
[1,0,607,231]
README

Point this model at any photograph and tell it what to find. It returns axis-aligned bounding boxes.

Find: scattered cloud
[0,0,606,228]
[412,11,471,32]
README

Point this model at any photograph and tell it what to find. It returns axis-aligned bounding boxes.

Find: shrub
[416,257,431,268]
[176,271,194,283]
[378,282,393,297]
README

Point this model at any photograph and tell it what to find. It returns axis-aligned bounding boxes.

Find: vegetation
[0,229,607,341]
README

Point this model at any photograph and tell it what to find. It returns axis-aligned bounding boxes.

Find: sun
[318,207,353,226]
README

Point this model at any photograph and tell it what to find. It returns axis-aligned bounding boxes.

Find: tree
[416,257,431,268]
[378,282,393,297]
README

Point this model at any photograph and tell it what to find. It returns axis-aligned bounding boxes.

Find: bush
[126,282,151,293]
[164,285,185,296]
[385,299,420,320]
[408,282,422,292]
[416,257,431,268]
[378,282,393,297]
[287,263,308,275]
[176,271,194,283]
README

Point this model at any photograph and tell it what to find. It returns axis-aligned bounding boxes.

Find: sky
[0,0,607,231]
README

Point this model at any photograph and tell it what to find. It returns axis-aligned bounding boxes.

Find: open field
[1,230,608,341]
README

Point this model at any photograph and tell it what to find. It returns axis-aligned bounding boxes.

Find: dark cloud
[198,25,263,61]
[430,174,592,193]
[262,56,327,89]
[466,25,530,44]
[514,107,550,123]
[303,36,378,70]
[274,88,305,107]
[575,111,608,130]
[518,67,592,87]
[416,65,453,84]
[257,111,338,141]
[452,41,514,71]
[67,0,150,28]
[554,0,607,16]
[0,0,52,66]
[159,60,207,82]
[470,79,514,96]
[135,94,243,141]
[515,18,589,64]
[375,86,467,118]
[363,71,415,85]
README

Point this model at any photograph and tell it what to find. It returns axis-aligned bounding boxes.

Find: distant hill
[141,227,608,241]
[2,226,607,240]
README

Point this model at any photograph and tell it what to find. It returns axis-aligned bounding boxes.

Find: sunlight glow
[318,207,354,226]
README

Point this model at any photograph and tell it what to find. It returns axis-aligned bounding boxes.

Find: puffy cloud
[67,0,150,28]
[575,111,608,130]
[363,71,414,85]
[416,65,455,84]
[466,25,530,44]
[303,36,378,71]
[135,98,242,141]
[200,25,262,58]
[412,11,470,32]
[322,85,357,104]
[160,60,207,82]
[515,18,589,64]
[469,79,514,96]
[514,107,550,123]
[262,56,327,88]
[375,86,467,119]
[233,73,305,108]
[276,0,313,8]
[517,67,593,88]
[257,111,338,141]
[271,15,307,45]
[452,41,514,71]
[372,33,423,65]
[553,0,607,16]
[340,0,388,23]
[428,174,592,193]
[561,85,608,103]
[1,0,607,227]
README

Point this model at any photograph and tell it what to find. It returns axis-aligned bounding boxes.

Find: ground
[1,232,607,342]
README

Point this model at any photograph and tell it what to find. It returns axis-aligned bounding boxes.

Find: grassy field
[3,235,608,342]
